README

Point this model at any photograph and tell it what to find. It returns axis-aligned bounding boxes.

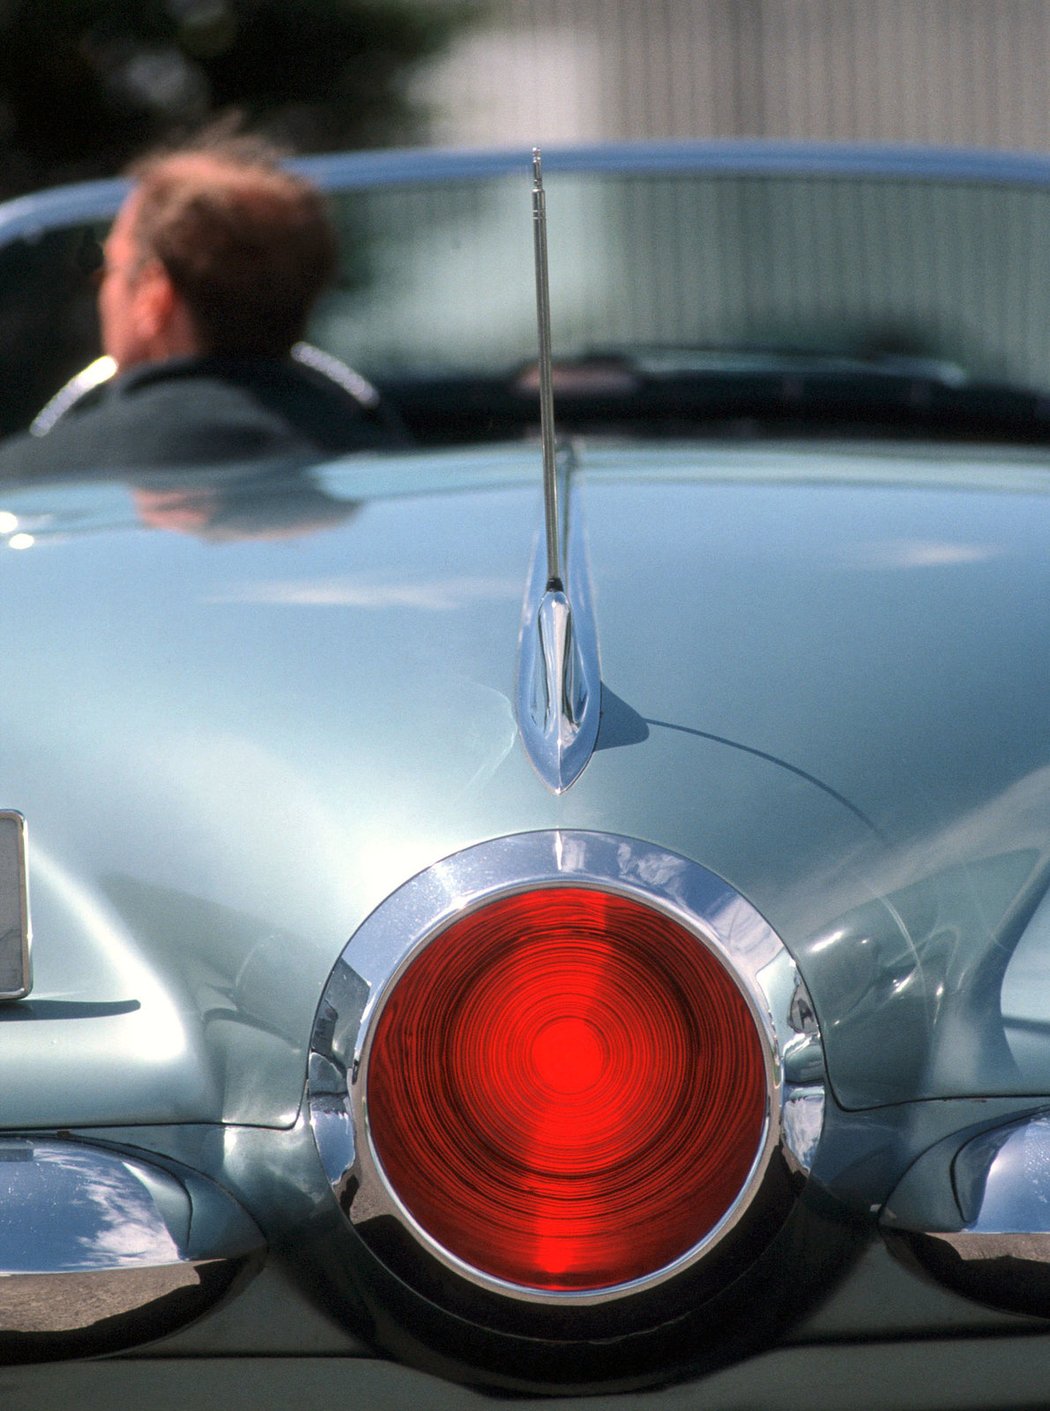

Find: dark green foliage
[0,0,476,195]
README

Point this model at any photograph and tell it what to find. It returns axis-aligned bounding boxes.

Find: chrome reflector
[309,831,826,1312]
[0,812,30,1000]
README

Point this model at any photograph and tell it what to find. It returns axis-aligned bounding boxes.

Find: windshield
[3,147,1050,443]
[321,167,1050,386]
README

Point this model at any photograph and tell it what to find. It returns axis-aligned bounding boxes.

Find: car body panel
[3,141,1050,1402]
[2,440,1049,1132]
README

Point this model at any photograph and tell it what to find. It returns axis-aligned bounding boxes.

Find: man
[0,133,394,477]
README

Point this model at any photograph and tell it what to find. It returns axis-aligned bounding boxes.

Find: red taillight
[367,886,768,1292]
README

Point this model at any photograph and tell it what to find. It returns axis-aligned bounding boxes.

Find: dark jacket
[0,356,397,479]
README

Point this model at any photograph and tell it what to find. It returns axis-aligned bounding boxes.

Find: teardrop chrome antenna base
[517,446,600,793]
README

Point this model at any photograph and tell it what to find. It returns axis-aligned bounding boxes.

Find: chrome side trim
[0,1138,264,1356]
[308,831,825,1308]
[289,342,382,410]
[29,356,116,436]
[29,344,380,438]
[516,450,601,793]
[0,812,31,1001]
[882,1111,1050,1317]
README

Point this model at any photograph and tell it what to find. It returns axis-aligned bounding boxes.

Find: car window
[316,169,1050,389]
[5,158,1050,444]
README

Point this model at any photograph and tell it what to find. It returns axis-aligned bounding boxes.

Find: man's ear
[133,261,177,342]
[133,262,201,357]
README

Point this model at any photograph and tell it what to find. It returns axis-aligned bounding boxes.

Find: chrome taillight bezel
[307,831,824,1307]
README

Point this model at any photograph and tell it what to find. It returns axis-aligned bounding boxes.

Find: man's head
[98,135,338,370]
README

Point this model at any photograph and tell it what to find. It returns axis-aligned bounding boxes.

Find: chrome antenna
[532,148,562,590]
[517,150,600,793]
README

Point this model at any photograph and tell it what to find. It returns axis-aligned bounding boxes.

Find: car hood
[2,439,1050,1128]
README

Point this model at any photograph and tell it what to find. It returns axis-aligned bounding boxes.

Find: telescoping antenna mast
[532,149,562,592]
[516,149,600,793]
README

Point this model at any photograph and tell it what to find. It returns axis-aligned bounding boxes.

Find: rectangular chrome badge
[0,812,30,1000]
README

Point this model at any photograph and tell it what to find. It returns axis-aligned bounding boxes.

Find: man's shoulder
[0,355,392,478]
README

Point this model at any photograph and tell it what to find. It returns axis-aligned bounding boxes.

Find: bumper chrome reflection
[0,1138,264,1358]
[882,1110,1050,1317]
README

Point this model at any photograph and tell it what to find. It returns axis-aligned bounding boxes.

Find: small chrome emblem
[0,812,31,1000]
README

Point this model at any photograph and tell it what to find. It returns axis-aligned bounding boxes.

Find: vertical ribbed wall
[419,1,1050,152]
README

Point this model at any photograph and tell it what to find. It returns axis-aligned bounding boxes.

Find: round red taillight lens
[366,886,769,1292]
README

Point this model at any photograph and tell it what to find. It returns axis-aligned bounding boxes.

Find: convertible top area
[4,141,1050,446]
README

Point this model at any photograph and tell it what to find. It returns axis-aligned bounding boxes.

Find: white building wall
[416,1,1050,152]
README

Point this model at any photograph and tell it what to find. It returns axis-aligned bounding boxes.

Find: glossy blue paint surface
[1,439,1048,1129]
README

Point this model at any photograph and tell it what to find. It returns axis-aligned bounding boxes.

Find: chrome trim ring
[308,831,825,1307]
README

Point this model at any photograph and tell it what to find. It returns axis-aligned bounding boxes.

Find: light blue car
[2,141,1050,1409]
